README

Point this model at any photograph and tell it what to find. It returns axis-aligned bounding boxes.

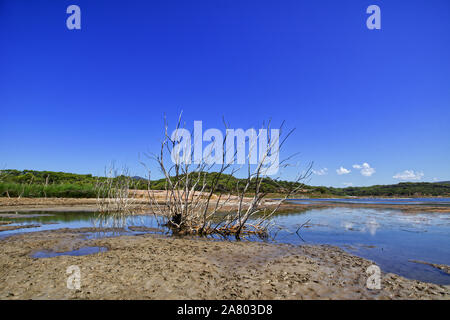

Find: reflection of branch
[295,219,310,242]
[94,164,138,227]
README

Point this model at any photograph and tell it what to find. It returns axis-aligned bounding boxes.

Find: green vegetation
[0,169,449,198]
[0,182,97,198]
[147,172,302,194]
[307,182,450,197]
[0,170,98,198]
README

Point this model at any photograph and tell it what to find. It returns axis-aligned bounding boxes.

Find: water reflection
[269,207,450,284]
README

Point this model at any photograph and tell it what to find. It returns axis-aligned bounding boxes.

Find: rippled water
[1,203,449,285]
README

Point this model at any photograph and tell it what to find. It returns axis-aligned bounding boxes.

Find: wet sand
[0,198,110,213]
[0,224,41,232]
[0,228,448,300]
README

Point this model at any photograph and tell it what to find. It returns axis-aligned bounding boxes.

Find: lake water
[1,199,449,285]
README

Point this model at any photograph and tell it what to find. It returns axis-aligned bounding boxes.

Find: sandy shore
[0,198,100,212]
[1,197,449,214]
[0,228,448,300]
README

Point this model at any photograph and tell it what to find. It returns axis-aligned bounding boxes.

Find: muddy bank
[279,201,450,214]
[0,228,448,300]
[0,224,41,232]
[0,213,55,218]
[0,198,149,213]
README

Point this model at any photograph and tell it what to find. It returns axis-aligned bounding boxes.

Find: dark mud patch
[127,226,163,233]
[0,213,55,219]
[410,260,450,275]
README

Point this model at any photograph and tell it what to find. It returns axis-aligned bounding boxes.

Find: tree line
[0,169,449,198]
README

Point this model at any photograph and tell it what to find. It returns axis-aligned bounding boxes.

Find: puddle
[32,246,108,258]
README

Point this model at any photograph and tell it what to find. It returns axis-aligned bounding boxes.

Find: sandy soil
[1,197,449,214]
[0,228,448,300]
[0,198,149,213]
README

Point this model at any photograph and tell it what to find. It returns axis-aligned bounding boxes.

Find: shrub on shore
[0,182,97,198]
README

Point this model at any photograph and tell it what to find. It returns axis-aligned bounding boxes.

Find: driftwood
[94,114,311,239]
[140,113,312,239]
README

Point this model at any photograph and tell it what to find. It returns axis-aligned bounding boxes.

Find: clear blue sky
[1,0,449,187]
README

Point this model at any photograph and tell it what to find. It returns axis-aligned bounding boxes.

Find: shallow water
[271,207,450,285]
[287,197,450,206]
[0,211,164,238]
[32,246,107,258]
[1,204,449,285]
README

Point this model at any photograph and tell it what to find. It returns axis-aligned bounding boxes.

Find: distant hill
[322,182,450,197]
[132,176,147,181]
[1,169,449,198]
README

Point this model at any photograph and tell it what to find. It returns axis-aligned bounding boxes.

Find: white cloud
[353,162,375,177]
[342,182,353,187]
[336,166,351,175]
[366,218,379,236]
[393,170,424,181]
[312,168,328,176]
